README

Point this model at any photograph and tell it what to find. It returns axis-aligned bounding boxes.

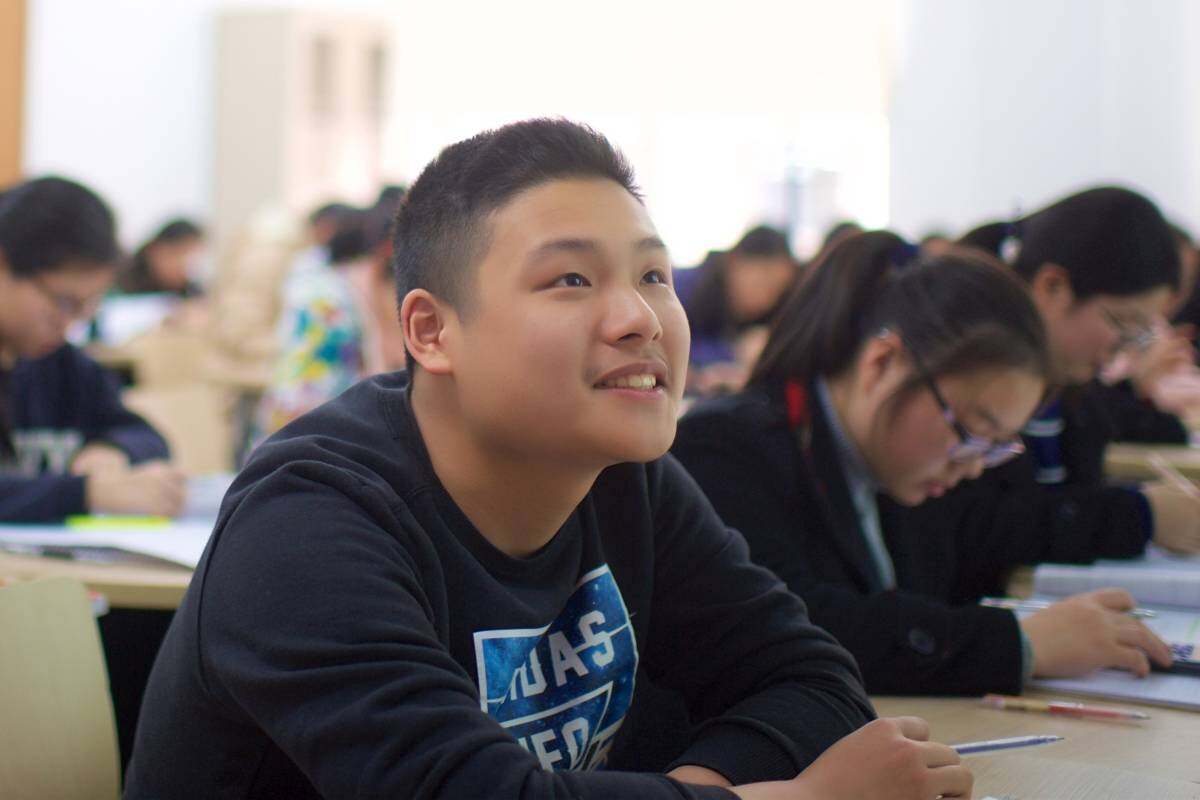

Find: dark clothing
[898,382,1155,600]
[127,372,873,800]
[0,344,169,521]
[1089,380,1189,445]
[673,386,1026,696]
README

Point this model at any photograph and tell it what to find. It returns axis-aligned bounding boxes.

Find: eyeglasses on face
[27,277,104,320]
[906,344,1025,468]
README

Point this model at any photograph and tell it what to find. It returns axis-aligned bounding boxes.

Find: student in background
[288,201,354,277]
[684,225,799,396]
[0,177,185,522]
[952,187,1200,558]
[254,208,372,437]
[118,218,206,298]
[129,120,971,800]
[1169,223,1200,331]
[673,231,1172,696]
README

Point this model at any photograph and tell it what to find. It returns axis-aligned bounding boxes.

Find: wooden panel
[0,0,25,185]
[0,578,121,800]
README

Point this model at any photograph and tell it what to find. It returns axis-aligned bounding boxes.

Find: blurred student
[685,225,799,395]
[674,232,1171,696]
[118,217,206,298]
[0,177,185,522]
[254,208,373,437]
[128,120,972,800]
[951,187,1200,558]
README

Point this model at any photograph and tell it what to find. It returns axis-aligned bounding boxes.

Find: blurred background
[3,0,1200,474]
[6,0,1196,267]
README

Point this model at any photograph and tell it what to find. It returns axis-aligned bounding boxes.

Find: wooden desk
[0,552,191,610]
[873,692,1200,798]
[1105,442,1200,482]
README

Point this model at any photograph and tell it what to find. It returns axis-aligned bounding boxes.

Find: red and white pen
[982,693,1150,720]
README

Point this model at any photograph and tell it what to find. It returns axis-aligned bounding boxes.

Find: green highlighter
[66,515,172,530]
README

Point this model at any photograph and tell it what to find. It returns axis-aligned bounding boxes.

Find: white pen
[953,734,1063,755]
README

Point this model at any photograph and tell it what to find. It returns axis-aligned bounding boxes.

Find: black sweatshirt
[0,344,169,522]
[126,372,873,799]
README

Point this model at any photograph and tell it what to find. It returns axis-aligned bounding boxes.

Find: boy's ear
[400,289,456,375]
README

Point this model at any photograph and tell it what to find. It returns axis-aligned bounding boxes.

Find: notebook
[1028,604,1200,709]
[1032,546,1200,610]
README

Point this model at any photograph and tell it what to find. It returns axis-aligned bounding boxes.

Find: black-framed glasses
[908,346,1025,468]
[1100,308,1157,351]
[27,277,103,320]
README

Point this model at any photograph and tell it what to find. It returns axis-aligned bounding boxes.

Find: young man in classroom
[127,119,972,800]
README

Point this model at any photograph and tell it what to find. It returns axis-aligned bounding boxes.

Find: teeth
[601,373,658,390]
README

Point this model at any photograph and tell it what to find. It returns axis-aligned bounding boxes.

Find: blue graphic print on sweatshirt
[473,564,638,771]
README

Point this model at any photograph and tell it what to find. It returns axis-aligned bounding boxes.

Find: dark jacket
[896,382,1156,605]
[673,384,1026,696]
[126,372,873,800]
[0,344,169,521]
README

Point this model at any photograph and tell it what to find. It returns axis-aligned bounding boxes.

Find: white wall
[23,0,893,263]
[890,0,1200,238]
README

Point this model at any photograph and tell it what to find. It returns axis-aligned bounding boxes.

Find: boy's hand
[727,717,972,800]
[1020,588,1174,678]
[70,443,131,476]
[86,461,187,517]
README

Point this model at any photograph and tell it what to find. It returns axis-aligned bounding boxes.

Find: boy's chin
[594,431,675,466]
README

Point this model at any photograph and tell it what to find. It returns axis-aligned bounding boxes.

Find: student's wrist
[668,764,734,787]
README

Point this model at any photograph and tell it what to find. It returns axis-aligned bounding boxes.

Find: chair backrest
[0,578,120,800]
[123,383,236,475]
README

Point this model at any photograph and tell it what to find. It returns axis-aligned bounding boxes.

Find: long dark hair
[749,231,1050,402]
[960,186,1179,299]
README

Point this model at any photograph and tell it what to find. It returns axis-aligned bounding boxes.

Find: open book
[1027,548,1200,707]
[1029,604,1200,710]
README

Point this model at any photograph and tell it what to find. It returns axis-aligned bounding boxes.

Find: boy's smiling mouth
[593,362,669,393]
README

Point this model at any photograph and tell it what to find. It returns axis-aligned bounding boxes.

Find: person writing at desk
[673,231,1174,696]
[0,177,185,522]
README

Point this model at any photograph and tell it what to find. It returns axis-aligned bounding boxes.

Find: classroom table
[1105,442,1200,482]
[873,692,1200,799]
[0,550,192,610]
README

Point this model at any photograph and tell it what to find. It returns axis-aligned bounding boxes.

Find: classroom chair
[123,383,237,475]
[0,578,121,800]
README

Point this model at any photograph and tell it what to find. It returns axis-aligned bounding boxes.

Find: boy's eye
[642,269,668,285]
[551,273,591,288]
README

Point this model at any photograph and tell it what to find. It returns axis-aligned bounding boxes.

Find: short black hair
[392,119,639,370]
[149,217,204,244]
[731,225,792,259]
[0,176,120,276]
[308,202,354,227]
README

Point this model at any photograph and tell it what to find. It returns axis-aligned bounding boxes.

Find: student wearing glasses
[946,187,1200,567]
[672,231,1174,696]
[0,176,184,522]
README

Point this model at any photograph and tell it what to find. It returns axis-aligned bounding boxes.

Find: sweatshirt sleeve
[193,469,736,800]
[642,456,875,784]
[71,348,169,462]
[672,424,1026,698]
[0,472,87,522]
